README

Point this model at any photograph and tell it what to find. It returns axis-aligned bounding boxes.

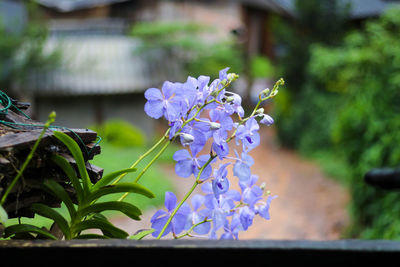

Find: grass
[89,140,177,212]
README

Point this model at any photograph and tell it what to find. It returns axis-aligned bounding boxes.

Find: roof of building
[24,20,182,96]
[242,0,400,19]
[35,0,130,12]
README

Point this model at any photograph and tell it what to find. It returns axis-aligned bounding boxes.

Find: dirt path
[111,128,350,240]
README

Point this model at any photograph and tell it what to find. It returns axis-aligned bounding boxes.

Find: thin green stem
[112,128,170,185]
[0,112,56,205]
[117,138,173,202]
[156,154,216,239]
[175,218,212,239]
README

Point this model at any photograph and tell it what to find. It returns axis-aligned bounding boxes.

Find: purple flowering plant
[0,68,283,241]
[136,68,284,239]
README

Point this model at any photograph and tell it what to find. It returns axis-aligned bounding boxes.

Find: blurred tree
[272,0,350,148]
[315,8,400,239]
[0,1,60,100]
[130,21,244,82]
[279,6,400,239]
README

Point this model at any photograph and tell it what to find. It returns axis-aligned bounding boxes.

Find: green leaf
[0,204,8,224]
[73,219,128,239]
[87,182,155,203]
[53,131,91,194]
[129,229,155,240]
[51,154,84,203]
[3,224,57,240]
[92,168,137,190]
[78,201,142,221]
[31,203,71,239]
[43,179,77,220]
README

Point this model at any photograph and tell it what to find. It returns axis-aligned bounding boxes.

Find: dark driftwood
[0,101,103,218]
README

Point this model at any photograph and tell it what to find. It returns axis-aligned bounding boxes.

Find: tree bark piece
[0,100,103,218]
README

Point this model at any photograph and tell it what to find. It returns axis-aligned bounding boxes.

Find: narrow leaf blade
[129,229,155,240]
[51,154,84,203]
[4,224,57,240]
[53,131,91,193]
[78,201,142,221]
[31,203,71,239]
[43,179,77,220]
[73,219,128,239]
[87,182,155,203]
[92,168,137,190]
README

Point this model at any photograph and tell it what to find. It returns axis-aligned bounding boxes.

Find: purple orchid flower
[144,81,185,122]
[173,149,213,180]
[235,117,260,151]
[150,191,191,238]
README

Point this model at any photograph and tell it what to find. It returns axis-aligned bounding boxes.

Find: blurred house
[21,0,244,134]
[26,21,181,134]
[240,0,400,60]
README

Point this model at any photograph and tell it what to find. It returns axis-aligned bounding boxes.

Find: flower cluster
[144,68,282,239]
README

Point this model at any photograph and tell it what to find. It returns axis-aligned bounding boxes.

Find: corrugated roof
[25,34,181,96]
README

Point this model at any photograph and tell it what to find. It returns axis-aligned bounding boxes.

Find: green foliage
[276,7,400,239]
[250,55,275,78]
[130,21,243,80]
[272,0,351,148]
[0,2,60,97]
[273,0,350,96]
[3,131,155,240]
[91,119,147,147]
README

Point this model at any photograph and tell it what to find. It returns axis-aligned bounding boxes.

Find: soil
[111,127,350,240]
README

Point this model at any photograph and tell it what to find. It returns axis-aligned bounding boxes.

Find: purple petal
[247,117,260,132]
[192,214,211,235]
[151,215,171,237]
[219,67,230,80]
[145,88,163,101]
[173,149,191,161]
[175,159,195,178]
[144,100,164,119]
[164,191,177,212]
[191,194,204,211]
[150,209,167,223]
[164,100,182,121]
[233,163,251,182]
[161,81,176,99]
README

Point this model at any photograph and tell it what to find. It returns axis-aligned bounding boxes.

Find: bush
[277,7,400,239]
[91,120,147,148]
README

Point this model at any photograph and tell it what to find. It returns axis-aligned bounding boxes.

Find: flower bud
[180,133,195,146]
[260,88,270,98]
[209,122,221,130]
[256,108,264,114]
[260,182,266,191]
[227,73,239,82]
[260,114,274,126]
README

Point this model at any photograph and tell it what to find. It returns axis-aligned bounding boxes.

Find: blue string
[0,90,102,160]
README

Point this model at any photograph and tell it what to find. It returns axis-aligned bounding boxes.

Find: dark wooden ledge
[1,239,400,265]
